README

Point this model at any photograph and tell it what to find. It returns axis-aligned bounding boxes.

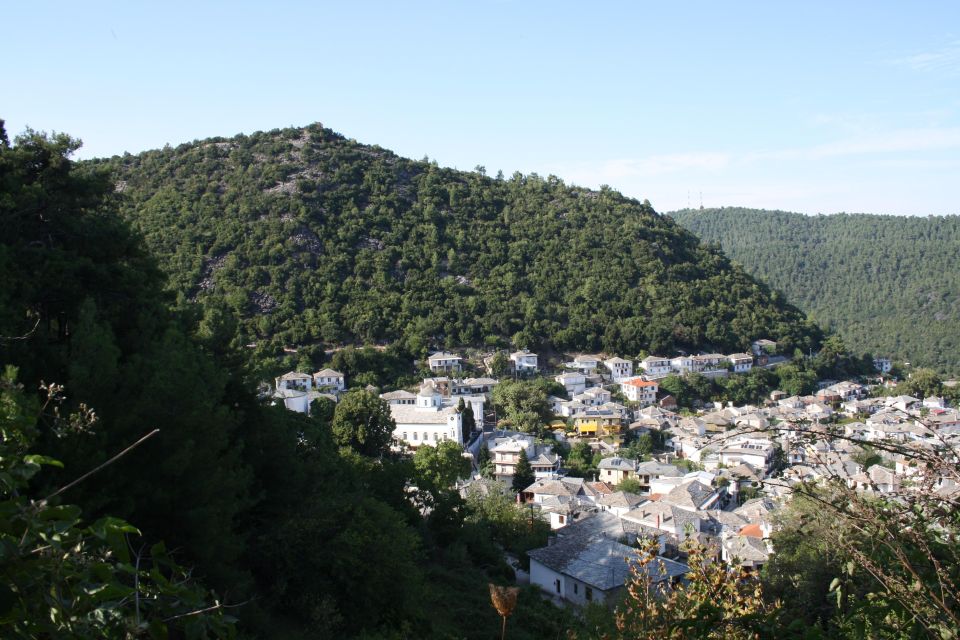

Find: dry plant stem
[40,428,160,505]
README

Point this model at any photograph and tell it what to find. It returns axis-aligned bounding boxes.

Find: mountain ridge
[90,124,822,366]
[670,206,960,373]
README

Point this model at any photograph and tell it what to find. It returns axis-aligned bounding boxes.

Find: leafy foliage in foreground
[93,124,821,367]
[670,207,960,374]
[0,121,579,638]
[0,370,233,639]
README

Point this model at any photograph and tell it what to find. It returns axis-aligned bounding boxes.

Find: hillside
[670,207,960,374]
[91,124,820,364]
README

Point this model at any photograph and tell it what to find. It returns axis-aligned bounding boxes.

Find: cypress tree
[512,448,534,493]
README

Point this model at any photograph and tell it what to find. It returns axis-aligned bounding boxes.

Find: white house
[275,371,312,392]
[489,433,536,479]
[571,354,602,373]
[874,357,892,374]
[597,457,638,485]
[670,355,695,375]
[528,514,688,607]
[597,491,645,517]
[727,353,753,373]
[312,368,345,392]
[427,351,463,372]
[555,372,587,396]
[640,356,673,378]
[620,378,658,405]
[510,350,539,373]
[717,437,776,472]
[576,387,612,407]
[693,354,727,373]
[604,357,633,380]
[751,339,777,356]
[391,381,463,448]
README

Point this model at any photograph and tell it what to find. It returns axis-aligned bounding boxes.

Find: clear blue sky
[5,1,959,215]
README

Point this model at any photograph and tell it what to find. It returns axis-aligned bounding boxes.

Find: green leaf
[23,454,64,468]
[38,504,82,523]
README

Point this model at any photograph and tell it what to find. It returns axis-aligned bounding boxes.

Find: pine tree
[512,448,534,493]
[478,443,493,478]
[458,398,477,442]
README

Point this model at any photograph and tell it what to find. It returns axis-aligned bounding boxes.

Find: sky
[4,1,960,215]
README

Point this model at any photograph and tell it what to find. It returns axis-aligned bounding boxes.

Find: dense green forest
[90,124,821,371]
[0,123,580,638]
[4,123,958,638]
[670,207,960,375]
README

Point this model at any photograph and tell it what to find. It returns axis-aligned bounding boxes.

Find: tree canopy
[672,207,960,374]
[89,125,821,374]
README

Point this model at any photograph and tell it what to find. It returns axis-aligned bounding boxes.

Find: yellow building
[573,409,623,438]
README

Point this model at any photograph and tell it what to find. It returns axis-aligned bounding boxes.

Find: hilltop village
[268,343,959,607]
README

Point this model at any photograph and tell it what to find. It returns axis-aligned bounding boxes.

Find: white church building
[390,381,464,448]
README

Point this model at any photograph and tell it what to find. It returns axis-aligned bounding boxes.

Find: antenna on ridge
[687,190,691,209]
[699,191,703,210]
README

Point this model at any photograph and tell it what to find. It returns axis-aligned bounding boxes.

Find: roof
[622,502,704,531]
[313,368,343,377]
[598,457,638,471]
[380,390,417,400]
[525,477,584,497]
[278,371,311,380]
[428,351,462,361]
[598,491,645,509]
[623,378,658,388]
[273,388,306,398]
[723,535,769,563]
[490,434,535,452]
[390,404,458,425]
[418,381,441,397]
[527,512,689,590]
[726,463,762,483]
[635,461,682,477]
[661,480,716,510]
[734,497,778,519]
[530,452,560,466]
[739,523,763,538]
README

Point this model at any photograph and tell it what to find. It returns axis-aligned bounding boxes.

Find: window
[558,515,565,524]
[573,584,578,595]
[402,433,407,440]
[555,579,560,594]
[586,587,593,601]
[433,432,438,441]
[412,432,418,441]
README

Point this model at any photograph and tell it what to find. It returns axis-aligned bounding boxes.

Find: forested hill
[670,207,960,374]
[92,123,820,362]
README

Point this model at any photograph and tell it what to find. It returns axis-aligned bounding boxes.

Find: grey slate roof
[661,480,716,510]
[622,502,704,531]
[635,461,682,477]
[598,491,645,510]
[723,535,770,563]
[598,456,638,472]
[527,512,688,591]
[390,404,458,424]
[381,390,417,400]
